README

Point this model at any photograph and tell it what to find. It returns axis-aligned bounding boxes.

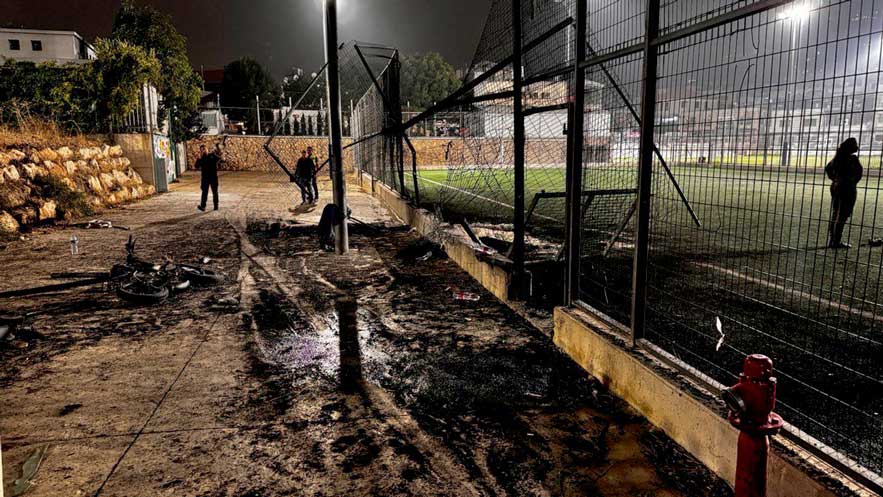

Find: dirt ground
[0,171,731,497]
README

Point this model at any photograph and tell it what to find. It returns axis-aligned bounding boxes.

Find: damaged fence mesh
[376,0,883,482]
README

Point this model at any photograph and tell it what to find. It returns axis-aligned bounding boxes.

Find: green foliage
[0,41,160,133]
[112,1,202,141]
[400,53,461,111]
[0,61,97,131]
[32,174,94,218]
[91,39,161,124]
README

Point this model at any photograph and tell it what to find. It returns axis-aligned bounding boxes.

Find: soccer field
[407,164,883,472]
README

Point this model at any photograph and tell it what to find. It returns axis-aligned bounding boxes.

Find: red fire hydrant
[720,354,784,497]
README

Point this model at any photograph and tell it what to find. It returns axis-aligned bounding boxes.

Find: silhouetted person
[294,150,315,203]
[825,137,862,249]
[318,203,349,252]
[196,145,220,211]
[307,146,320,201]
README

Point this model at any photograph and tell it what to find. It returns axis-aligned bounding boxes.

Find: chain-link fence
[355,0,883,489]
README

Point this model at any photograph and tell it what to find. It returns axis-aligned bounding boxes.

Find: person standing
[196,144,220,211]
[825,137,862,249]
[307,146,320,202]
[294,150,315,203]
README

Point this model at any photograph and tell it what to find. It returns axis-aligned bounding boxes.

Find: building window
[31,40,42,51]
[8,39,20,50]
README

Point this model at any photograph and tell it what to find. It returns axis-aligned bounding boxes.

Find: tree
[112,1,202,141]
[0,41,159,133]
[221,57,279,108]
[91,39,161,126]
[221,57,278,134]
[400,53,461,111]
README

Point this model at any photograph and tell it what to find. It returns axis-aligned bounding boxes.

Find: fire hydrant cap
[743,354,773,379]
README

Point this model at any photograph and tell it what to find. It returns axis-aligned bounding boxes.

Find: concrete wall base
[554,306,868,497]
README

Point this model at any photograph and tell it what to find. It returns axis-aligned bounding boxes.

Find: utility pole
[324,0,349,254]
[256,95,262,135]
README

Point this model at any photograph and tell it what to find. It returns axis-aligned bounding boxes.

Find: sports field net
[387,0,883,484]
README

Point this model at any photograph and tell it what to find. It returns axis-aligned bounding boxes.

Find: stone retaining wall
[186,135,606,173]
[0,143,154,234]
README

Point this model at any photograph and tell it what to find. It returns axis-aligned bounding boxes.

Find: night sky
[4,0,493,78]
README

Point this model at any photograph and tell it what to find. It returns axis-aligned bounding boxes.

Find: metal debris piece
[453,291,480,302]
[71,219,129,230]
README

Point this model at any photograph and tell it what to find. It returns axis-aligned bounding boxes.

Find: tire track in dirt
[227,205,484,497]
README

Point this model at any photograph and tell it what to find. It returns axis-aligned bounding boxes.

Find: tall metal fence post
[511,0,527,299]
[565,0,587,305]
[323,0,349,254]
[631,0,660,345]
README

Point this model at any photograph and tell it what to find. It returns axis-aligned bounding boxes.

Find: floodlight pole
[511,0,527,300]
[324,0,348,254]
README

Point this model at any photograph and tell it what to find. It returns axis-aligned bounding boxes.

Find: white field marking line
[694,261,883,325]
[405,172,560,224]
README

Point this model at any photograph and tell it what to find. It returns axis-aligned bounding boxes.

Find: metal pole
[511,0,526,299]
[255,95,262,135]
[631,0,660,346]
[324,0,348,254]
[565,0,587,305]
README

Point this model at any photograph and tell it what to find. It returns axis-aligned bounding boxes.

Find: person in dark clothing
[825,137,862,249]
[294,150,315,203]
[318,203,344,252]
[307,146,320,201]
[196,145,220,211]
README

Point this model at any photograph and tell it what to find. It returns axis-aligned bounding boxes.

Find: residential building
[0,28,96,65]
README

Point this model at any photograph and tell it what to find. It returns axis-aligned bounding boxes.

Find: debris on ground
[10,445,47,497]
[869,238,883,248]
[452,291,481,302]
[69,219,129,230]
[208,295,240,313]
[395,238,446,262]
[471,241,496,255]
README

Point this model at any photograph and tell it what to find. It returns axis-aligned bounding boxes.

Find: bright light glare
[779,2,813,20]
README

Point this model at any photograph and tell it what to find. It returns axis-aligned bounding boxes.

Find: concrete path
[0,171,729,497]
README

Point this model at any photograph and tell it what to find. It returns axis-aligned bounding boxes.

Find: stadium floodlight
[778,2,813,21]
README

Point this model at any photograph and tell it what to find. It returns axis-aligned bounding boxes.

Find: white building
[0,28,96,65]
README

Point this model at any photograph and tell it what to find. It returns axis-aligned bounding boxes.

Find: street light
[778,1,813,21]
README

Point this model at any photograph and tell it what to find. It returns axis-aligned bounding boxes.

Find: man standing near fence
[196,144,220,211]
[307,146,320,202]
[825,137,862,249]
[295,150,315,204]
